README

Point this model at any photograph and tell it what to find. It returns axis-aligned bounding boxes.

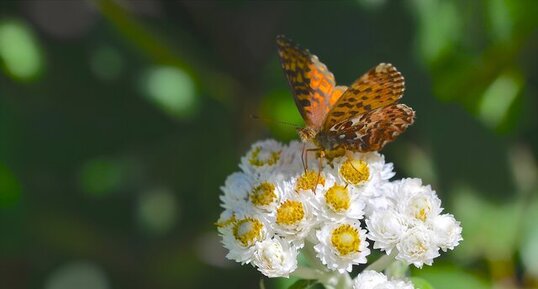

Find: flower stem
[291,266,322,280]
[385,260,409,278]
[319,271,353,289]
[303,241,327,271]
[364,250,397,272]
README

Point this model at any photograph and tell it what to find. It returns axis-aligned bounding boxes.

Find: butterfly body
[297,126,356,151]
[277,35,415,153]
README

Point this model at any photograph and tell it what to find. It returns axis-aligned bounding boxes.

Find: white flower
[396,178,442,223]
[215,209,236,234]
[353,271,415,289]
[221,215,269,264]
[396,224,440,268]
[311,176,366,222]
[389,279,414,289]
[248,178,285,213]
[219,172,253,211]
[429,213,463,251]
[315,221,370,273]
[220,172,286,214]
[353,270,387,289]
[364,182,396,215]
[366,209,408,254]
[278,140,308,176]
[252,236,298,278]
[292,167,330,195]
[330,152,394,197]
[327,152,395,217]
[353,270,414,289]
[240,139,284,176]
[267,183,318,246]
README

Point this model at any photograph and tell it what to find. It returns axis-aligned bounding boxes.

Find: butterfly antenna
[250,114,302,129]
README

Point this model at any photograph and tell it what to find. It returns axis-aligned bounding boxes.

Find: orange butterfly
[276,35,415,153]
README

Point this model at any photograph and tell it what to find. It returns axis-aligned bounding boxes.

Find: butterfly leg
[345,149,354,160]
[302,145,322,173]
[301,144,306,173]
[301,144,312,174]
[344,149,363,173]
[313,150,325,194]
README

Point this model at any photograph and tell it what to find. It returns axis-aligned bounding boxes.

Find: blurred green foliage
[0,1,537,289]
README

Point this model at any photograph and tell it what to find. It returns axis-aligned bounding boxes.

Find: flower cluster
[216,139,462,284]
[367,178,462,268]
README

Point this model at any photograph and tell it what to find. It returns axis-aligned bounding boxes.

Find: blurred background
[0,0,537,289]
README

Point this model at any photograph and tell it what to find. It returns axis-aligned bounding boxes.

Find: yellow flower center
[325,185,351,212]
[215,214,236,228]
[233,217,263,247]
[276,200,305,226]
[339,159,370,185]
[410,196,432,221]
[331,224,361,256]
[417,241,427,253]
[249,182,277,207]
[296,170,325,192]
[416,208,428,221]
[248,146,280,167]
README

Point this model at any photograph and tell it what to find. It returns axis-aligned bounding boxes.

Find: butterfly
[276,35,415,153]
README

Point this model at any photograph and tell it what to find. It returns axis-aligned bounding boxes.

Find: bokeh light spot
[0,20,43,81]
[522,201,538,277]
[90,45,123,81]
[488,0,514,41]
[45,262,109,289]
[397,144,437,185]
[413,0,460,63]
[143,66,197,119]
[137,188,178,236]
[478,72,521,128]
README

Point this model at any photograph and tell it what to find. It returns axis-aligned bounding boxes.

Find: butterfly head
[297,127,317,143]
[297,127,341,151]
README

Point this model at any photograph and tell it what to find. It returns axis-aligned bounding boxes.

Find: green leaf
[287,279,317,289]
[411,277,435,289]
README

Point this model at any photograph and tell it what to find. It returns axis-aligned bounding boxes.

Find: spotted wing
[276,35,344,129]
[328,104,415,152]
[323,63,405,130]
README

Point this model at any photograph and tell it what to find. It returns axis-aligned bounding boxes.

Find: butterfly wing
[276,35,344,129]
[327,104,415,152]
[323,63,405,130]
